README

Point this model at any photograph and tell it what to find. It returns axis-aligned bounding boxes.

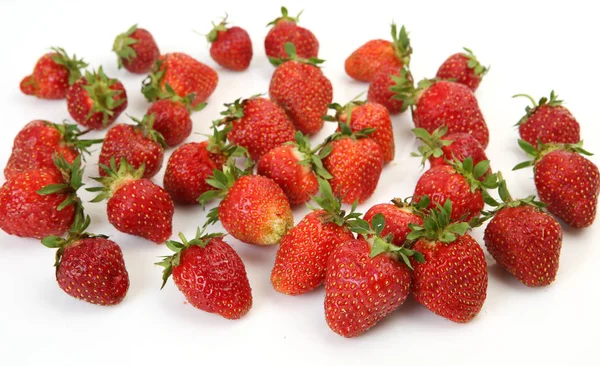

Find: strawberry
[4,120,102,180]
[66,66,128,130]
[199,162,294,246]
[113,24,160,74]
[392,77,489,148]
[88,158,174,243]
[367,66,407,114]
[0,155,84,239]
[157,228,252,319]
[363,197,428,245]
[215,96,296,161]
[407,200,487,323]
[42,215,129,305]
[142,52,218,107]
[271,179,357,295]
[265,7,319,60]
[513,91,581,145]
[20,47,87,99]
[345,23,412,82]
[206,16,253,71]
[514,140,599,228]
[321,123,384,204]
[269,43,332,135]
[436,47,488,91]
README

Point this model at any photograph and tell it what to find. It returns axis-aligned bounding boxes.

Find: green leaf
[513,161,533,171]
[371,213,386,236]
[36,184,69,195]
[518,139,538,156]
[462,157,474,174]
[473,160,490,179]
[41,236,64,248]
[446,222,470,236]
[369,238,388,258]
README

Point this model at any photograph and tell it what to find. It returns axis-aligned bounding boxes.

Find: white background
[0,0,598,365]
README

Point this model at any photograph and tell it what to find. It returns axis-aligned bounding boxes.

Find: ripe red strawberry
[157,228,252,319]
[514,140,599,228]
[199,162,294,246]
[216,96,296,161]
[265,7,319,60]
[363,197,427,245]
[322,123,384,204]
[393,77,489,148]
[42,215,129,305]
[436,47,488,91]
[20,47,87,99]
[206,16,253,71]
[98,114,166,179]
[142,52,218,107]
[271,179,357,295]
[367,66,407,114]
[4,120,102,180]
[345,23,412,82]
[66,67,128,130]
[113,24,160,74]
[408,200,488,323]
[88,158,174,243]
[513,91,581,145]
[268,43,332,135]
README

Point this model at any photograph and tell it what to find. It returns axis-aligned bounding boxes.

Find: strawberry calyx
[128,114,167,148]
[82,66,126,127]
[206,15,229,43]
[389,69,426,112]
[288,130,332,179]
[411,126,454,166]
[462,47,489,77]
[307,178,361,227]
[322,95,366,122]
[391,195,431,216]
[156,83,206,113]
[46,120,104,157]
[448,156,498,193]
[406,199,471,245]
[142,59,167,102]
[513,139,593,170]
[267,6,302,27]
[513,90,563,126]
[206,125,249,160]
[113,24,139,69]
[391,23,412,67]
[50,46,88,85]
[87,157,145,202]
[269,42,325,67]
[213,95,262,127]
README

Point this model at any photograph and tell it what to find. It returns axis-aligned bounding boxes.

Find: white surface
[0,0,599,365]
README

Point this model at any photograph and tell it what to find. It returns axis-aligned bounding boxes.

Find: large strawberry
[436,47,488,91]
[142,52,218,107]
[207,16,253,71]
[66,66,128,130]
[271,179,357,295]
[113,24,160,74]
[20,47,87,99]
[367,66,407,115]
[363,197,428,245]
[265,6,319,60]
[157,228,252,319]
[88,158,174,243]
[513,91,580,145]
[514,140,599,228]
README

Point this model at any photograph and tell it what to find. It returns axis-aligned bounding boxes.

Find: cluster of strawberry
[2,6,599,337]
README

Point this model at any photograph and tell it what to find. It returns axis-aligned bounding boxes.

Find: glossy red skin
[226,98,296,161]
[413,81,489,148]
[66,77,128,130]
[368,67,404,114]
[364,204,423,245]
[4,120,78,180]
[411,234,487,323]
[271,210,354,295]
[436,53,482,91]
[147,99,192,147]
[325,239,412,338]
[57,238,129,305]
[107,179,174,243]
[484,205,562,287]
[345,40,402,82]
[121,28,160,74]
[265,21,319,60]
[173,237,252,319]
[322,137,384,204]
[413,165,484,222]
[99,124,164,179]
[534,150,600,228]
[257,145,318,205]
[164,141,226,204]
[429,132,490,177]
[519,105,580,145]
[0,169,74,239]
[219,175,294,246]
[210,27,253,71]
[20,52,71,99]
[269,60,332,135]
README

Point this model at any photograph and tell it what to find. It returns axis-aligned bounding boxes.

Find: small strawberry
[66,66,128,130]
[42,214,129,305]
[436,47,488,91]
[269,43,332,135]
[265,6,319,60]
[98,114,166,179]
[157,228,252,319]
[113,24,160,74]
[20,47,87,99]
[206,16,253,71]
[513,91,581,145]
[87,158,174,243]
[142,52,218,107]
[367,66,407,114]
[514,140,599,228]
[345,23,412,82]
[271,178,357,295]
[363,197,428,245]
